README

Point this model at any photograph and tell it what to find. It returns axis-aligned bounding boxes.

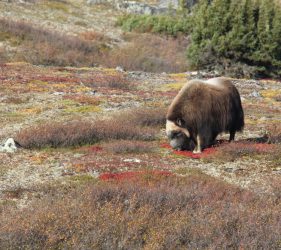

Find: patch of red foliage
[156,91,178,98]
[229,142,276,153]
[173,147,217,159]
[75,146,103,154]
[88,146,103,152]
[99,170,172,181]
[36,76,79,83]
[161,140,276,159]
[160,143,221,159]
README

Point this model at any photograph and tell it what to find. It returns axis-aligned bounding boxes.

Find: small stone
[89,90,97,95]
[249,90,261,98]
[123,158,141,163]
[190,71,198,76]
[0,138,18,153]
[53,92,64,96]
[259,117,268,121]
[116,66,124,72]
[91,170,100,178]
[224,167,234,173]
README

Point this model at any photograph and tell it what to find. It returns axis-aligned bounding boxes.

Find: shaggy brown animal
[166,77,244,153]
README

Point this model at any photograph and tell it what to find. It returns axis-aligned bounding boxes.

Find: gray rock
[159,0,198,9]
[87,0,104,3]
[116,1,168,14]
[87,0,176,14]
[158,0,179,9]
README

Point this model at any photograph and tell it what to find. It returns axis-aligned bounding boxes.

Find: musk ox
[166,77,244,153]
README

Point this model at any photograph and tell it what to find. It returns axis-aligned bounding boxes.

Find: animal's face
[168,131,191,150]
[166,120,194,151]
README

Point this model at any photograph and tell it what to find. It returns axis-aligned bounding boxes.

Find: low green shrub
[116,14,191,36]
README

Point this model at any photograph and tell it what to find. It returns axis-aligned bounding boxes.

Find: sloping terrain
[0,0,123,40]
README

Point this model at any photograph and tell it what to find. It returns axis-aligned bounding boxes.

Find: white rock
[0,138,18,153]
[116,66,124,72]
[190,71,198,76]
[123,158,141,163]
[53,92,64,96]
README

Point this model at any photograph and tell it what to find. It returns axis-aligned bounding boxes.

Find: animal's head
[166,120,194,151]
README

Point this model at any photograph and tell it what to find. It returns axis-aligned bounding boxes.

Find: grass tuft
[266,124,281,144]
[103,140,155,154]
[101,33,188,73]
[15,108,164,149]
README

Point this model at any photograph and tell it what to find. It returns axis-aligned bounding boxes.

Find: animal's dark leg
[196,127,213,151]
[211,133,218,145]
[229,130,235,142]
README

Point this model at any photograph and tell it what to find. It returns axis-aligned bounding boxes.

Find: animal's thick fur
[166,77,244,153]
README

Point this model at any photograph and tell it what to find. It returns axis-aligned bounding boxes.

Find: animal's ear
[176,118,184,127]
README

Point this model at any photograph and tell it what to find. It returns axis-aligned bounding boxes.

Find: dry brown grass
[16,121,97,149]
[274,95,281,102]
[0,174,280,249]
[79,30,110,43]
[15,107,166,149]
[0,19,188,73]
[86,72,133,90]
[115,107,167,127]
[15,108,163,149]
[207,141,277,162]
[0,48,8,64]
[94,118,157,142]
[0,18,102,67]
[103,140,154,154]
[63,95,101,105]
[2,96,27,104]
[266,123,281,144]
[101,33,188,73]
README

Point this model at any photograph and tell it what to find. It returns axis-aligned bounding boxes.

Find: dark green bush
[116,14,191,36]
[187,0,281,78]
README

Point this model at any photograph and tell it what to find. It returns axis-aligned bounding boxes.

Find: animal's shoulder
[179,79,204,93]
[176,78,235,102]
[179,79,216,95]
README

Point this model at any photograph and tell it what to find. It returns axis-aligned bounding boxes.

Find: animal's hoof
[192,149,202,154]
